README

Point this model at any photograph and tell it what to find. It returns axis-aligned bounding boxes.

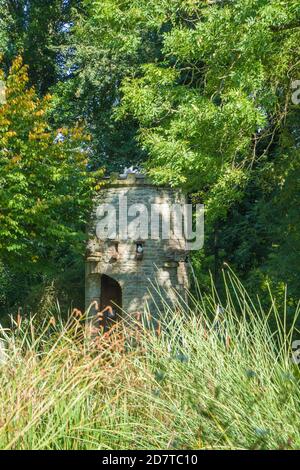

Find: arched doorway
[100,274,122,318]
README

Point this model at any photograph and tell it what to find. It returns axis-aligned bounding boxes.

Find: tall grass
[0,272,299,450]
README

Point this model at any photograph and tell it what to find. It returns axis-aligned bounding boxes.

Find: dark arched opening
[100,274,122,318]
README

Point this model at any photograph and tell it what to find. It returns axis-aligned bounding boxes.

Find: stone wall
[85,174,189,317]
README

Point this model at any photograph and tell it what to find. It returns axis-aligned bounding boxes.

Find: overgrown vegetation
[0,1,299,450]
[0,0,299,315]
[0,276,299,450]
[0,55,102,314]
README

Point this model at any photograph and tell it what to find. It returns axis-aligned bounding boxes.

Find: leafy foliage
[2,0,80,94]
[114,0,300,208]
[0,0,300,311]
[0,0,12,54]
[0,57,102,271]
[51,0,166,172]
[91,0,300,300]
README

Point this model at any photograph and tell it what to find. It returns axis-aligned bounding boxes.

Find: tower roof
[102,172,154,187]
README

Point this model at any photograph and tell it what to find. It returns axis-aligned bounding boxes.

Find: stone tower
[85,173,189,317]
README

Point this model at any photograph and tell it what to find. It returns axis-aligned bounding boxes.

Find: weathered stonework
[85,174,189,317]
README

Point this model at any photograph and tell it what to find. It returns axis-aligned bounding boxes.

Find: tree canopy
[64,0,300,301]
[0,0,299,312]
[0,56,101,272]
